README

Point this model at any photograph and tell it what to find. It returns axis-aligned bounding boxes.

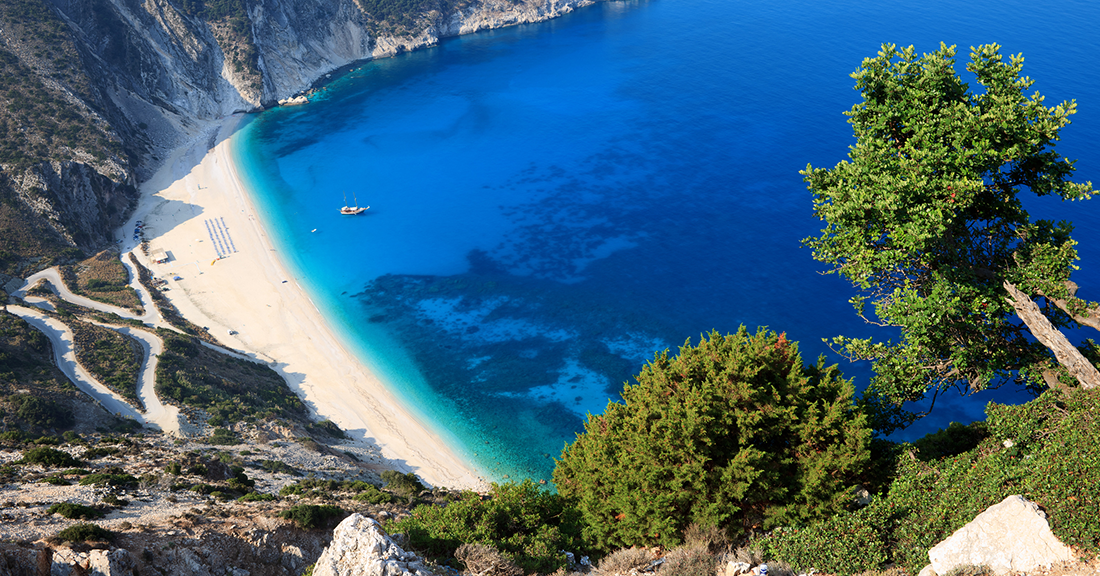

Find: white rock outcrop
[922,495,1075,576]
[312,514,435,576]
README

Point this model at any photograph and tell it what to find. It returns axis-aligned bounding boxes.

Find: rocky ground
[0,420,441,576]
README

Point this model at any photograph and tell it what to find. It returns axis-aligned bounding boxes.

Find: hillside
[0,0,598,281]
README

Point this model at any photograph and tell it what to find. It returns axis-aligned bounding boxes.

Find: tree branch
[1003,281,1100,389]
[1044,281,1100,332]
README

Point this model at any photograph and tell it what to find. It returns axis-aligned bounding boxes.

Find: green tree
[552,327,871,552]
[802,43,1099,421]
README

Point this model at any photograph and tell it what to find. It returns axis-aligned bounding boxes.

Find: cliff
[0,0,596,276]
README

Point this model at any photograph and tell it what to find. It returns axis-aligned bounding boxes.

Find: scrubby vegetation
[154,330,307,426]
[748,389,1100,575]
[56,523,114,543]
[378,332,1100,576]
[386,480,586,574]
[60,250,142,312]
[47,502,104,520]
[279,504,347,529]
[18,446,83,468]
[68,319,141,405]
[0,312,85,433]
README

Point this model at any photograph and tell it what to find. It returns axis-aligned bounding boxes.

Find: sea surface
[232,0,1100,483]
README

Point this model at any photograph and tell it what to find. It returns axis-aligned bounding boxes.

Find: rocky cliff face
[0,0,597,272]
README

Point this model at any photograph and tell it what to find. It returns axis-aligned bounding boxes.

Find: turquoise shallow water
[232,0,1100,483]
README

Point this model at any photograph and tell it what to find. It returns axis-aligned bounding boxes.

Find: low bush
[386,480,585,574]
[380,470,425,498]
[238,492,276,502]
[455,543,523,576]
[279,504,346,529]
[47,503,104,520]
[101,494,128,507]
[598,547,654,574]
[353,484,393,504]
[79,473,138,487]
[57,523,113,543]
[207,428,239,445]
[19,447,83,468]
[82,446,120,459]
[912,422,989,461]
[258,459,299,476]
[658,546,719,576]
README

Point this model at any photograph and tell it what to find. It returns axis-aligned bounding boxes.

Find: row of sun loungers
[204,217,238,259]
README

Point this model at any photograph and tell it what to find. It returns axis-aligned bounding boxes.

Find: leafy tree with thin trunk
[553,327,871,551]
[802,43,1099,427]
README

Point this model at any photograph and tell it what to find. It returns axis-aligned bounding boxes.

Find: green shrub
[238,492,276,502]
[353,484,393,504]
[40,475,70,485]
[19,446,83,468]
[279,504,346,529]
[47,502,104,520]
[554,327,872,551]
[165,462,182,475]
[386,480,584,574]
[912,422,989,461]
[751,500,895,574]
[57,523,113,542]
[102,494,128,507]
[79,473,138,487]
[82,446,119,459]
[207,428,239,445]
[380,470,425,498]
[258,459,299,476]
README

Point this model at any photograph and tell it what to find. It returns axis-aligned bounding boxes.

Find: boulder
[312,514,434,576]
[86,549,134,576]
[924,495,1075,576]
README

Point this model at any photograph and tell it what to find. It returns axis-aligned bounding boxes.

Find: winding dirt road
[10,257,181,435]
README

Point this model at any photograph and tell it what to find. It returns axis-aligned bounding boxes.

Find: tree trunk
[1004,281,1100,390]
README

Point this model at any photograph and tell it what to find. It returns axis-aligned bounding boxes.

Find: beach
[122,114,486,491]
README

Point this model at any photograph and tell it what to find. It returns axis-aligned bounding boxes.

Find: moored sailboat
[341,192,368,215]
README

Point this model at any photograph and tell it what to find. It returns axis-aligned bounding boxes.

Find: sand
[121,115,485,491]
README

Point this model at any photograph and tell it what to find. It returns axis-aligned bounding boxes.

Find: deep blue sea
[232,0,1100,483]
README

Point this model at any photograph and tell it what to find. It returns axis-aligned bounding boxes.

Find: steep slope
[0,0,597,277]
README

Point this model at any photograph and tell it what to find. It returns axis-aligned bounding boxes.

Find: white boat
[341,192,369,215]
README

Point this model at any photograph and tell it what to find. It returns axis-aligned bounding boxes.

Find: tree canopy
[802,43,1098,421]
[553,327,871,551]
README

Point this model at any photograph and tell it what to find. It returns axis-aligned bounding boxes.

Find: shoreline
[120,114,487,491]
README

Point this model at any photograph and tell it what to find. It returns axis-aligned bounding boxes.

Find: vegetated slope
[0,310,134,434]
[60,249,142,313]
[751,388,1100,576]
[67,319,142,406]
[154,330,311,429]
[0,0,139,268]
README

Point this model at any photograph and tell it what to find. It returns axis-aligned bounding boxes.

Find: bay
[233,0,1100,482]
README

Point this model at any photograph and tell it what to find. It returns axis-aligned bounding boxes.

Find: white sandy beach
[121,115,485,490]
